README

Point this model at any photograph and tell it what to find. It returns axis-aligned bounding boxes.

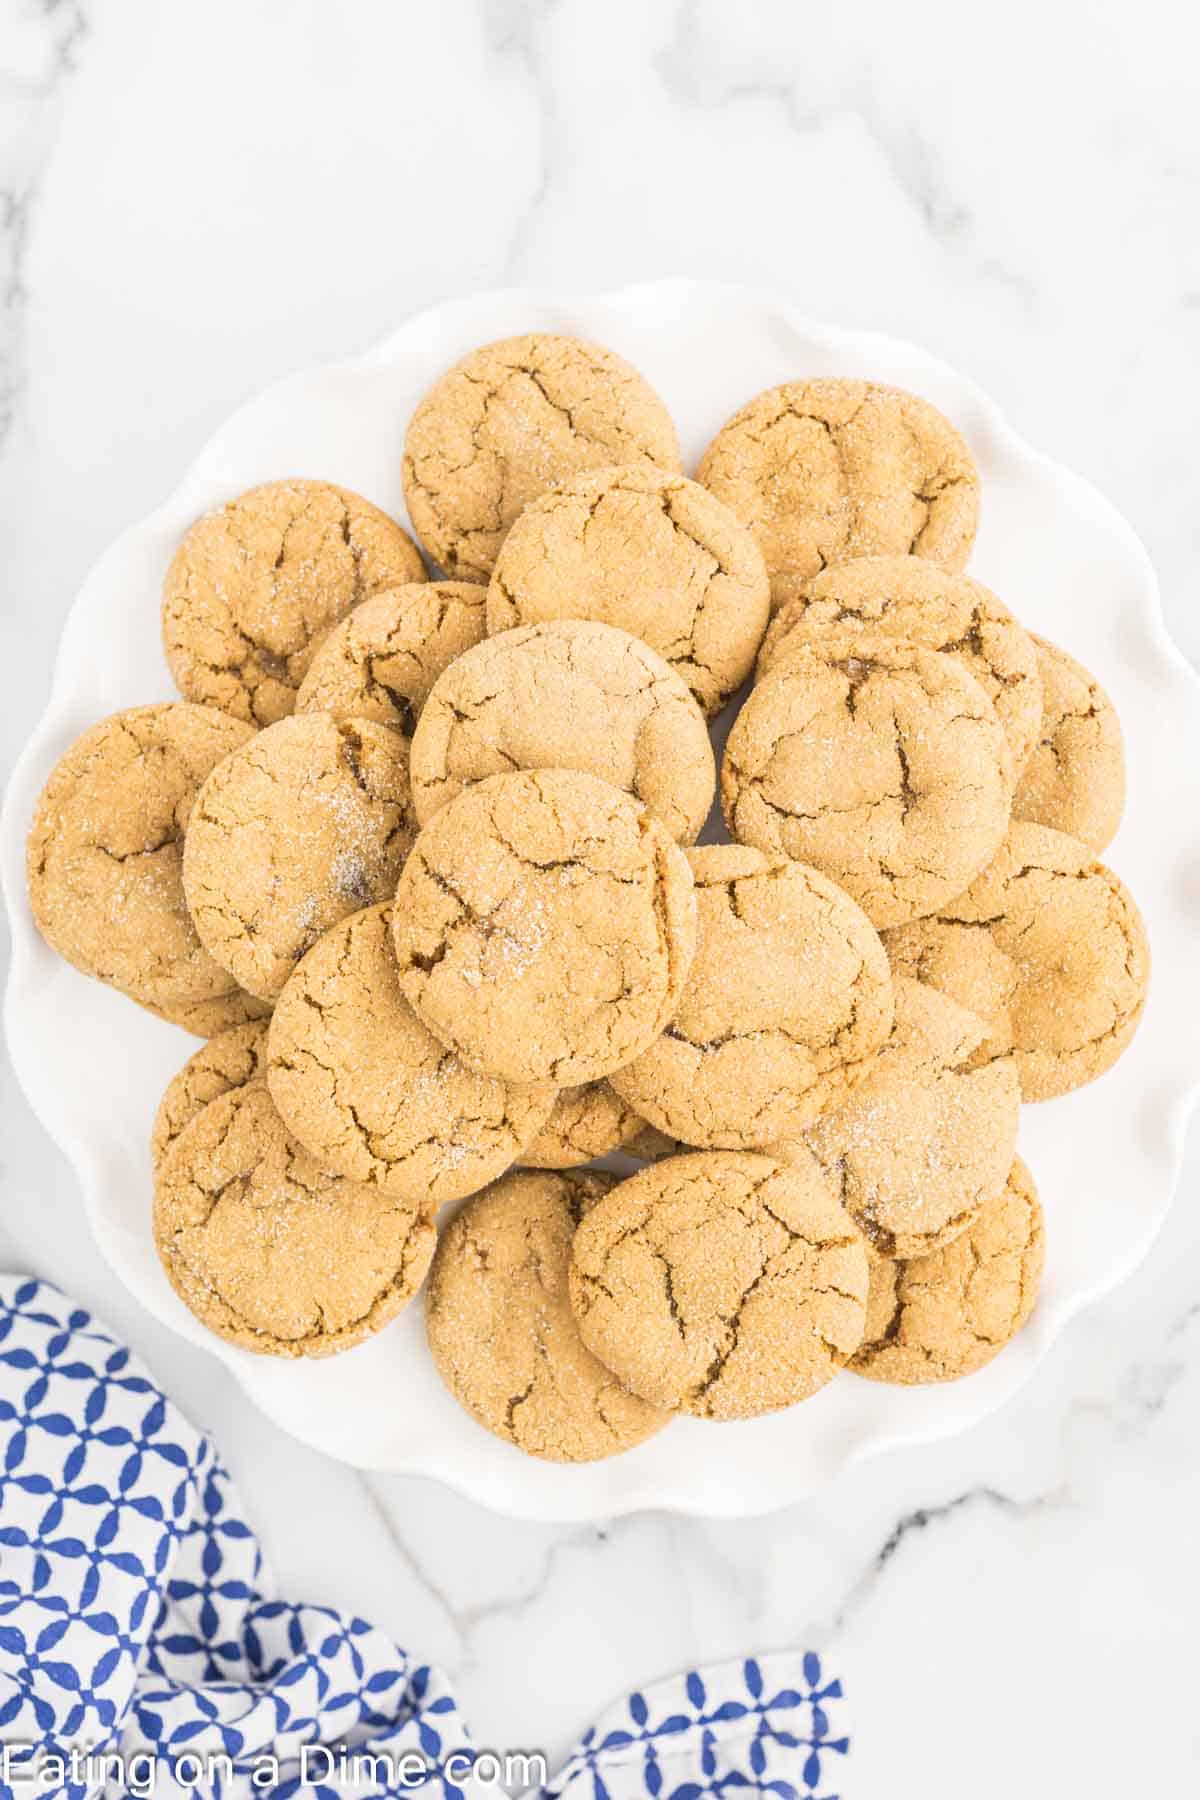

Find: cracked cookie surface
[153,1081,436,1358]
[884,821,1150,1100]
[27,703,259,1019]
[294,580,487,733]
[1012,635,1125,852]
[568,1149,869,1420]
[757,554,1042,774]
[152,1019,270,1171]
[403,334,681,582]
[849,1155,1044,1383]
[391,769,698,1085]
[521,1081,644,1169]
[697,378,980,613]
[182,713,417,1000]
[722,633,1014,928]
[804,977,1019,1258]
[486,464,769,715]
[610,845,893,1148]
[268,903,556,1204]
[426,1169,669,1461]
[410,619,715,842]
[162,479,425,726]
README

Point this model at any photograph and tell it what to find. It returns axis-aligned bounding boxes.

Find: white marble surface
[2,1,1199,1788]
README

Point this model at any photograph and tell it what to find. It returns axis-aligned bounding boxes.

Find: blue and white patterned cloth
[0,1277,850,1799]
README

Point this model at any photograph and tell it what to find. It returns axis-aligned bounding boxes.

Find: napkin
[0,1276,850,1798]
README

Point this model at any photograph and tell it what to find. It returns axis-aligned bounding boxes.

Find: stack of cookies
[27,332,1149,1465]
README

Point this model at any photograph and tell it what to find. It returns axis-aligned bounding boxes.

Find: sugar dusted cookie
[757,555,1042,774]
[403,334,681,582]
[410,620,715,842]
[698,379,979,613]
[804,978,1020,1257]
[1013,634,1125,852]
[135,987,272,1039]
[163,479,425,725]
[268,904,556,1205]
[723,634,1013,928]
[426,1169,669,1461]
[151,1019,270,1171]
[569,1150,869,1420]
[294,580,487,734]
[487,464,769,715]
[154,1082,436,1358]
[849,1157,1044,1383]
[27,703,258,1025]
[884,821,1150,1100]
[521,1082,645,1169]
[610,845,893,1148]
[391,770,697,1086]
[183,713,416,1000]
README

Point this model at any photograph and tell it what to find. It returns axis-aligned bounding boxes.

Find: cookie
[1012,634,1125,852]
[267,904,557,1205]
[426,1169,669,1461]
[697,379,980,613]
[722,635,1013,928]
[403,334,681,582]
[757,556,1042,774]
[293,580,487,734]
[391,769,698,1085]
[849,1156,1044,1383]
[610,845,893,1148]
[521,1082,645,1169]
[487,464,770,715]
[884,821,1150,1100]
[410,620,715,843]
[134,986,272,1040]
[151,1019,270,1170]
[27,703,258,1020]
[163,479,426,726]
[804,978,1020,1257]
[623,1122,692,1163]
[182,713,416,1000]
[569,1149,869,1420]
[153,1082,436,1358]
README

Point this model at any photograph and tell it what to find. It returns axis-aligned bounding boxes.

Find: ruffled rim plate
[4,280,1200,1521]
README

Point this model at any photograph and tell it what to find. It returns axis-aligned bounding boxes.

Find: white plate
[5,281,1200,1521]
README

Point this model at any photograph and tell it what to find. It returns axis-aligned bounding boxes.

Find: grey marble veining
[2,1,1199,1788]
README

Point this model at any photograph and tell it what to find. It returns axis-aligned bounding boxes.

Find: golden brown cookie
[426,1169,669,1461]
[521,1082,644,1169]
[804,978,1020,1257]
[697,379,980,613]
[610,845,893,1148]
[134,986,272,1040]
[162,479,425,726]
[151,1019,270,1171]
[182,713,416,1000]
[410,620,715,842]
[849,1156,1044,1383]
[722,634,1013,928]
[757,555,1042,774]
[1012,634,1125,852]
[154,1082,436,1358]
[391,769,698,1085]
[293,580,487,733]
[884,821,1150,1100]
[487,464,769,715]
[27,703,257,1020]
[403,334,681,582]
[267,904,556,1205]
[569,1149,869,1420]
[623,1122,692,1163]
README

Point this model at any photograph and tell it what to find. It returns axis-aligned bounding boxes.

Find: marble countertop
[2,2,1199,1789]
